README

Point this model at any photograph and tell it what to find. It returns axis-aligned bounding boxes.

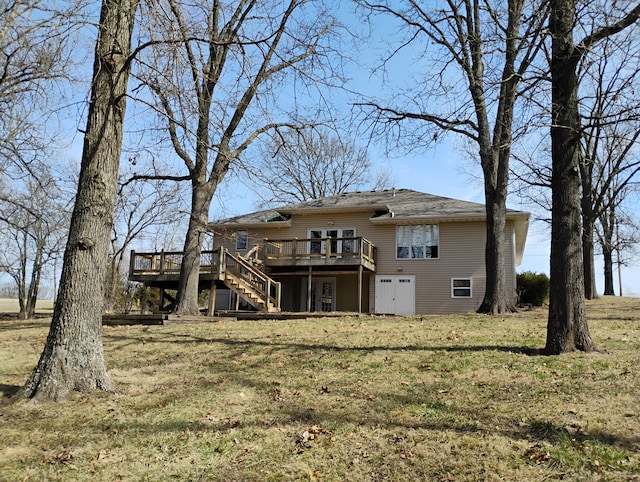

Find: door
[308,228,356,255]
[301,277,336,312]
[375,275,415,315]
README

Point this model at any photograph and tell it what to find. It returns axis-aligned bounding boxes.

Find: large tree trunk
[18,0,139,401]
[477,176,515,314]
[174,182,214,316]
[545,0,598,354]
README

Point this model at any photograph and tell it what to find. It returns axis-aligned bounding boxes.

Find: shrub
[517,271,550,306]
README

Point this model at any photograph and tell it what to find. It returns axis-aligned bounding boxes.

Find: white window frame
[307,227,356,255]
[396,224,439,260]
[236,230,248,251]
[451,278,472,298]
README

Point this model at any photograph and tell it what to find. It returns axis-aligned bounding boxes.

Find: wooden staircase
[221,249,281,313]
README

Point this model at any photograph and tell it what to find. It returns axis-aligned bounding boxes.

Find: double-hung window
[396,224,439,259]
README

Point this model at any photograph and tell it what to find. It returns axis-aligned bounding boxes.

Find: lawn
[0,297,638,481]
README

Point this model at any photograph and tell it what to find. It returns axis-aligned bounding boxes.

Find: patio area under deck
[256,237,376,314]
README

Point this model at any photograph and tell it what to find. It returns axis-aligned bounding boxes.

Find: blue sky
[61,0,640,298]
[204,1,640,298]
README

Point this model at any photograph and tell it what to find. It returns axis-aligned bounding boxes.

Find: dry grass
[0,297,639,481]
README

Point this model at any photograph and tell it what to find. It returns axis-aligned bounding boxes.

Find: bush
[517,271,550,306]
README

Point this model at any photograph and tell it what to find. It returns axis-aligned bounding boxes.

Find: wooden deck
[128,250,219,284]
[261,237,376,272]
[129,236,376,284]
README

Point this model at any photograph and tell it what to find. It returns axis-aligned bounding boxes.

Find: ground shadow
[0,384,21,399]
[104,329,548,357]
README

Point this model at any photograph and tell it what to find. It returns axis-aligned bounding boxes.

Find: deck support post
[307,266,312,312]
[358,265,363,314]
[208,280,216,316]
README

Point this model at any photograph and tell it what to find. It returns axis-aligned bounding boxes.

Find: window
[396,224,439,259]
[236,230,248,250]
[451,278,472,298]
[342,228,355,253]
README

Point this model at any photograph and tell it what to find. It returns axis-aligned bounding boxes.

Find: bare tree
[105,171,188,312]
[19,0,140,401]
[578,31,640,299]
[0,0,80,176]
[133,0,340,315]
[245,127,391,205]
[356,0,547,314]
[546,0,640,354]
[597,192,640,295]
[0,168,70,319]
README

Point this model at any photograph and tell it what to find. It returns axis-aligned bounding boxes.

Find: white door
[375,275,415,315]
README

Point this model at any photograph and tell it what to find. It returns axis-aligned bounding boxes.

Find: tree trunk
[545,0,598,354]
[174,182,214,316]
[602,243,615,295]
[19,0,139,401]
[477,175,515,314]
[24,241,44,319]
[475,0,524,315]
[581,215,598,299]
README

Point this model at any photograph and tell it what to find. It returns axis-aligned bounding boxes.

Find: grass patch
[1,298,639,481]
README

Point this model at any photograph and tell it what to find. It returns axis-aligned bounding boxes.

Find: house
[203,189,529,315]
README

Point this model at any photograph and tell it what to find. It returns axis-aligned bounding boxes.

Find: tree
[545,0,640,354]
[134,0,339,315]
[356,0,547,314]
[0,167,70,319]
[597,198,639,295]
[0,0,79,176]
[105,171,188,312]
[246,127,391,205]
[578,31,640,299]
[19,0,140,401]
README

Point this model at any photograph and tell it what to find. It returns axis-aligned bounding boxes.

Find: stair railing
[222,248,281,311]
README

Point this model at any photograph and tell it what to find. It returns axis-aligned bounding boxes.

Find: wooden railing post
[216,248,225,278]
[266,278,271,308]
[159,249,165,274]
[292,237,297,260]
[130,250,136,274]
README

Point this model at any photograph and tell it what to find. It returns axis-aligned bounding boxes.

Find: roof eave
[208,220,292,230]
[369,214,487,224]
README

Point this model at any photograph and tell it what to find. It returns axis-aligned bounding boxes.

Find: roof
[211,188,527,223]
[209,189,530,264]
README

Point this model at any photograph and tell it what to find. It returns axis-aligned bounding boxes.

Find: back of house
[209,189,529,315]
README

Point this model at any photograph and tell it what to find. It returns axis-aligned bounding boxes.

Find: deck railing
[130,236,376,279]
[130,250,218,276]
[262,236,376,266]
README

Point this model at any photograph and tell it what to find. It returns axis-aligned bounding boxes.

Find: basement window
[451,278,472,298]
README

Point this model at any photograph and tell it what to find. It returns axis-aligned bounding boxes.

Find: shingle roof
[210,188,528,225]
